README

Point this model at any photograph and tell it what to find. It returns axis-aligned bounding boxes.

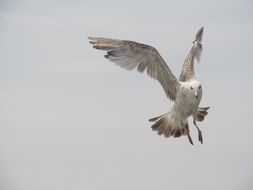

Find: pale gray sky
[1,0,253,190]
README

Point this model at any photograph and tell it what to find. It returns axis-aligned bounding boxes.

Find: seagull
[88,27,210,145]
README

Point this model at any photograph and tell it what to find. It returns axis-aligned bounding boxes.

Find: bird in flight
[88,27,210,145]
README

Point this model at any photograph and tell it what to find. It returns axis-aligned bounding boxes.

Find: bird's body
[149,79,203,140]
[89,27,210,145]
[174,80,202,118]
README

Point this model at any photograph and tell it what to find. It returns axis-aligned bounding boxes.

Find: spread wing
[88,37,179,100]
[179,27,204,82]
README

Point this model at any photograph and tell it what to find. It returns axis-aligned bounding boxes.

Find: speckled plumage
[88,27,210,145]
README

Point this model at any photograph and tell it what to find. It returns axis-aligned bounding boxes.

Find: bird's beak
[195,92,198,99]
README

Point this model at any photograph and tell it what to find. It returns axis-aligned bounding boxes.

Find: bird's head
[189,80,202,100]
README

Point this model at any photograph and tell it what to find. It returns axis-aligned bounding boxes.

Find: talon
[188,134,194,145]
[198,131,203,144]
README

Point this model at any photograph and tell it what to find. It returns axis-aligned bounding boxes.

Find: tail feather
[149,113,167,122]
[149,113,187,138]
[194,106,210,122]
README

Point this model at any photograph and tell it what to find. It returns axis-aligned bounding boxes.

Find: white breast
[171,81,202,119]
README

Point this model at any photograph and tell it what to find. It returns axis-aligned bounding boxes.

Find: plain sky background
[1,0,253,190]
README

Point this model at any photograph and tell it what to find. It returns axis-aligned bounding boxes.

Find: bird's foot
[187,133,194,145]
[193,119,203,144]
[185,123,193,145]
[198,130,203,144]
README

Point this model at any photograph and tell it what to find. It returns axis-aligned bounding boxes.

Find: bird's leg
[185,123,193,145]
[193,119,203,144]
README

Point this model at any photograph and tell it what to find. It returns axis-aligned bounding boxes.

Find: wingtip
[88,37,95,45]
[198,26,204,33]
[196,27,204,42]
[88,37,97,42]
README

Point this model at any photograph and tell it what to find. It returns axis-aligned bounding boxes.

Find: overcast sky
[1,0,253,190]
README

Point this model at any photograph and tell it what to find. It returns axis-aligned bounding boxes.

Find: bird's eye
[190,87,193,90]
[199,85,201,89]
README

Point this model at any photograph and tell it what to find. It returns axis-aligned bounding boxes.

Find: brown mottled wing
[179,27,204,82]
[89,37,179,100]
